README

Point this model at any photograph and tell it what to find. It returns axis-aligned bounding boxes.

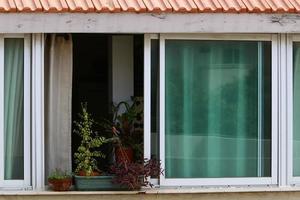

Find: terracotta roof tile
[14,0,42,12]
[91,0,120,12]
[218,0,247,12]
[193,0,223,12]
[265,0,294,12]
[117,0,146,12]
[288,0,300,11]
[143,0,172,12]
[40,0,68,12]
[242,0,271,12]
[168,0,198,12]
[0,0,17,12]
[1,0,300,13]
[66,0,95,12]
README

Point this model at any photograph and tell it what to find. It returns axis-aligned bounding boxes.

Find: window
[288,35,300,185]
[293,42,300,178]
[144,34,278,186]
[0,35,31,188]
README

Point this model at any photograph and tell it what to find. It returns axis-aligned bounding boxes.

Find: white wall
[112,35,134,105]
[0,13,300,33]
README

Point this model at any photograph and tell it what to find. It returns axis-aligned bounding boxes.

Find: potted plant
[110,159,163,190]
[48,169,72,191]
[103,97,143,163]
[73,103,118,191]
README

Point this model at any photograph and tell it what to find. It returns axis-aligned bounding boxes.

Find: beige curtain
[45,34,73,179]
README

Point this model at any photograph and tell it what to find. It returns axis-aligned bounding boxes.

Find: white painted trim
[159,34,272,41]
[159,35,166,186]
[31,34,45,190]
[287,34,300,185]
[23,34,31,187]
[144,34,151,161]
[3,34,25,38]
[1,13,300,33]
[159,34,278,186]
[0,35,4,187]
[162,178,273,187]
[271,34,279,185]
[149,34,159,40]
[286,34,293,185]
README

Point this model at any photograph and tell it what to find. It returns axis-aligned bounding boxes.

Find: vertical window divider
[278,33,288,186]
[23,34,31,187]
[271,34,279,185]
[144,34,151,161]
[159,35,166,186]
[31,33,45,190]
[258,41,263,177]
[286,33,293,185]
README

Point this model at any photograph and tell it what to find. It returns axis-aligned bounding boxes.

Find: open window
[44,34,145,180]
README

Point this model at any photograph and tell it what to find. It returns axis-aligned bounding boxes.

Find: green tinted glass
[4,38,24,180]
[165,40,271,178]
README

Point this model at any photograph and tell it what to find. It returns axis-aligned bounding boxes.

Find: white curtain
[45,34,73,179]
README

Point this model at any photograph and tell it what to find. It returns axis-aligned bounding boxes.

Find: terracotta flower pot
[48,178,72,191]
[115,147,134,163]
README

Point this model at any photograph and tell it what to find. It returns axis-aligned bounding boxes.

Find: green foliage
[73,103,106,176]
[112,98,143,147]
[48,169,72,180]
[100,97,144,159]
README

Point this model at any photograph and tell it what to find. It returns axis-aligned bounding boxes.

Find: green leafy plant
[101,97,143,159]
[73,103,106,176]
[48,168,72,180]
[48,168,73,191]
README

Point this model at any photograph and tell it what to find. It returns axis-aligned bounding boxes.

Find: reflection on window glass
[4,38,24,180]
[165,40,271,178]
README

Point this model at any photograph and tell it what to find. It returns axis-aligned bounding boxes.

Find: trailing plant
[110,159,163,190]
[73,103,106,176]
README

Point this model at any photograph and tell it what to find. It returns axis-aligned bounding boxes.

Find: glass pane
[294,42,300,176]
[165,40,271,178]
[4,38,24,180]
[151,39,159,159]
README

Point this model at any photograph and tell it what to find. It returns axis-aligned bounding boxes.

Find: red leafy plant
[110,159,163,190]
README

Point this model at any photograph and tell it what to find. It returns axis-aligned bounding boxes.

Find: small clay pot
[48,178,72,191]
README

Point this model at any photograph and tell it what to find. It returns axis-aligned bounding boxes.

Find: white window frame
[145,34,279,186]
[144,34,160,186]
[0,34,31,188]
[286,34,300,185]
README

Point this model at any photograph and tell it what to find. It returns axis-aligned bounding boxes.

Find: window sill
[2,186,300,195]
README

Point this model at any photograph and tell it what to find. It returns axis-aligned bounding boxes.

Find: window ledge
[2,186,300,195]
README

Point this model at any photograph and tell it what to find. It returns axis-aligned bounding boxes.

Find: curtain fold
[165,40,271,178]
[4,39,24,180]
[45,34,73,179]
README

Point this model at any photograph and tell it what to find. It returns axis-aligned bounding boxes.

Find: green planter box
[74,175,122,191]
